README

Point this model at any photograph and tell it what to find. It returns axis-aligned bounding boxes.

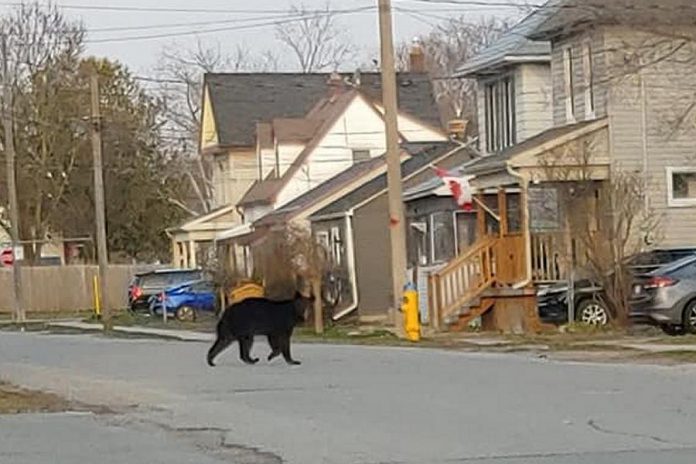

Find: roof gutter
[506,164,533,290]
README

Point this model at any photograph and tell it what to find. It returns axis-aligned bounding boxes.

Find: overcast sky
[1,1,524,74]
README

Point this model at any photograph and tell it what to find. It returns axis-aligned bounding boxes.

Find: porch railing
[531,232,589,283]
[428,237,497,330]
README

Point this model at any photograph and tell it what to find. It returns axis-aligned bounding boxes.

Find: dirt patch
[0,382,110,415]
[0,382,73,414]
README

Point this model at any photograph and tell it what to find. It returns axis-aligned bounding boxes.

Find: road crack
[587,418,685,446]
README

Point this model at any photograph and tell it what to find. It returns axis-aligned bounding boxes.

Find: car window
[140,273,170,287]
[671,261,696,279]
[190,281,214,293]
[169,271,202,285]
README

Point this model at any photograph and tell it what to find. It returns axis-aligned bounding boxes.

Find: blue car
[148,279,218,322]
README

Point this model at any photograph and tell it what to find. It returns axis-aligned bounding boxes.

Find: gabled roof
[204,72,441,148]
[238,91,361,207]
[311,143,476,220]
[254,154,389,228]
[463,118,607,176]
[527,0,696,41]
[456,10,551,78]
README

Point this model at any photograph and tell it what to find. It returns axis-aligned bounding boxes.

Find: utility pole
[90,71,111,332]
[378,0,407,335]
[2,34,25,324]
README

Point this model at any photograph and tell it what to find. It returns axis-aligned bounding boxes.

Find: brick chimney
[327,71,345,97]
[409,39,426,73]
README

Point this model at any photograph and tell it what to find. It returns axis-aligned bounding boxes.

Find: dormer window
[484,75,516,153]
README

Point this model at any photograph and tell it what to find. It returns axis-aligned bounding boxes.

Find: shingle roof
[463,119,603,176]
[527,0,696,41]
[238,177,285,206]
[204,72,441,147]
[310,143,475,219]
[456,10,552,78]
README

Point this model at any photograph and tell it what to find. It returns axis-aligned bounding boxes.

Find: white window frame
[483,74,516,153]
[563,46,576,123]
[582,41,595,119]
[666,167,696,207]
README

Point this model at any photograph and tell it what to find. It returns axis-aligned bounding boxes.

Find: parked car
[148,279,218,322]
[630,255,696,335]
[128,268,203,313]
[537,247,696,326]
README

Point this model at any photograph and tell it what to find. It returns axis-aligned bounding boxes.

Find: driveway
[2,332,696,463]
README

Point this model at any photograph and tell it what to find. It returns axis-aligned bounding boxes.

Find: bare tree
[538,134,662,325]
[275,3,356,73]
[154,40,278,215]
[389,17,509,125]
[0,2,84,262]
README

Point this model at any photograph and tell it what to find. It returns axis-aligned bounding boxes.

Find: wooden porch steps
[447,297,495,332]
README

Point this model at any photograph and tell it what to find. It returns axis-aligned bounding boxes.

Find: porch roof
[167,204,239,236]
[465,118,609,179]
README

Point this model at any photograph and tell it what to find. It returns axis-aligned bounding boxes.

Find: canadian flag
[432,166,475,212]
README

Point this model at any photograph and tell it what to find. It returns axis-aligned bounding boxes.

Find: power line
[0,2,373,14]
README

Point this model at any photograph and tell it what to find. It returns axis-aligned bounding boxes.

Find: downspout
[332,210,360,321]
[506,165,533,289]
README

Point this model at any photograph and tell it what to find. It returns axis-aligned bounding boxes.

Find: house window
[564,46,576,122]
[583,42,595,118]
[352,149,370,163]
[408,216,430,267]
[667,167,696,207]
[432,211,456,263]
[455,212,476,254]
[484,75,516,153]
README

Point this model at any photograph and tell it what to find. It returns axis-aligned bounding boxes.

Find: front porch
[424,118,611,332]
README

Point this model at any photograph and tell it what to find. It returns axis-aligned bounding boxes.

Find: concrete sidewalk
[48,321,213,342]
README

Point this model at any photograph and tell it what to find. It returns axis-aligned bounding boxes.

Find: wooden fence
[0,265,157,313]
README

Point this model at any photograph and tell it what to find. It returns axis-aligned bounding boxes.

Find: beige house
[422,0,696,332]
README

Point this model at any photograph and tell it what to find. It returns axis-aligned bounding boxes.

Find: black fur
[207,291,313,367]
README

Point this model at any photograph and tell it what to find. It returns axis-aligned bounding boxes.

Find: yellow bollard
[93,275,101,317]
[401,283,420,342]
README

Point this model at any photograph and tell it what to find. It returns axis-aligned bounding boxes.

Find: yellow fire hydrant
[402,282,421,342]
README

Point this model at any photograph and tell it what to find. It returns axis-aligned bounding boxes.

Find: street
[2,332,696,464]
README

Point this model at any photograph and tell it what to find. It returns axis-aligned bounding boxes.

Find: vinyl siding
[515,63,553,141]
[551,32,609,127]
[602,27,696,246]
[211,149,256,211]
[476,63,553,155]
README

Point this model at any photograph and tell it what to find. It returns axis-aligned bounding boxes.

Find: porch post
[172,240,181,268]
[498,189,508,237]
[188,241,197,268]
[476,193,486,238]
[520,182,532,284]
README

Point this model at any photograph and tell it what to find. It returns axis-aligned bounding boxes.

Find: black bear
[206,291,314,367]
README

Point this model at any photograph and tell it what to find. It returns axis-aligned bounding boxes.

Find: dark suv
[128,268,203,313]
[537,247,696,326]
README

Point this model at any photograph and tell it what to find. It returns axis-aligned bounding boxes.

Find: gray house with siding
[309,143,475,321]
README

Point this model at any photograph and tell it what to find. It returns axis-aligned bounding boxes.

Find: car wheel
[576,299,610,326]
[661,325,686,336]
[682,300,696,334]
[176,306,197,322]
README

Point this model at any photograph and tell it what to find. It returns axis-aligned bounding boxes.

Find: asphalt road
[2,332,696,464]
